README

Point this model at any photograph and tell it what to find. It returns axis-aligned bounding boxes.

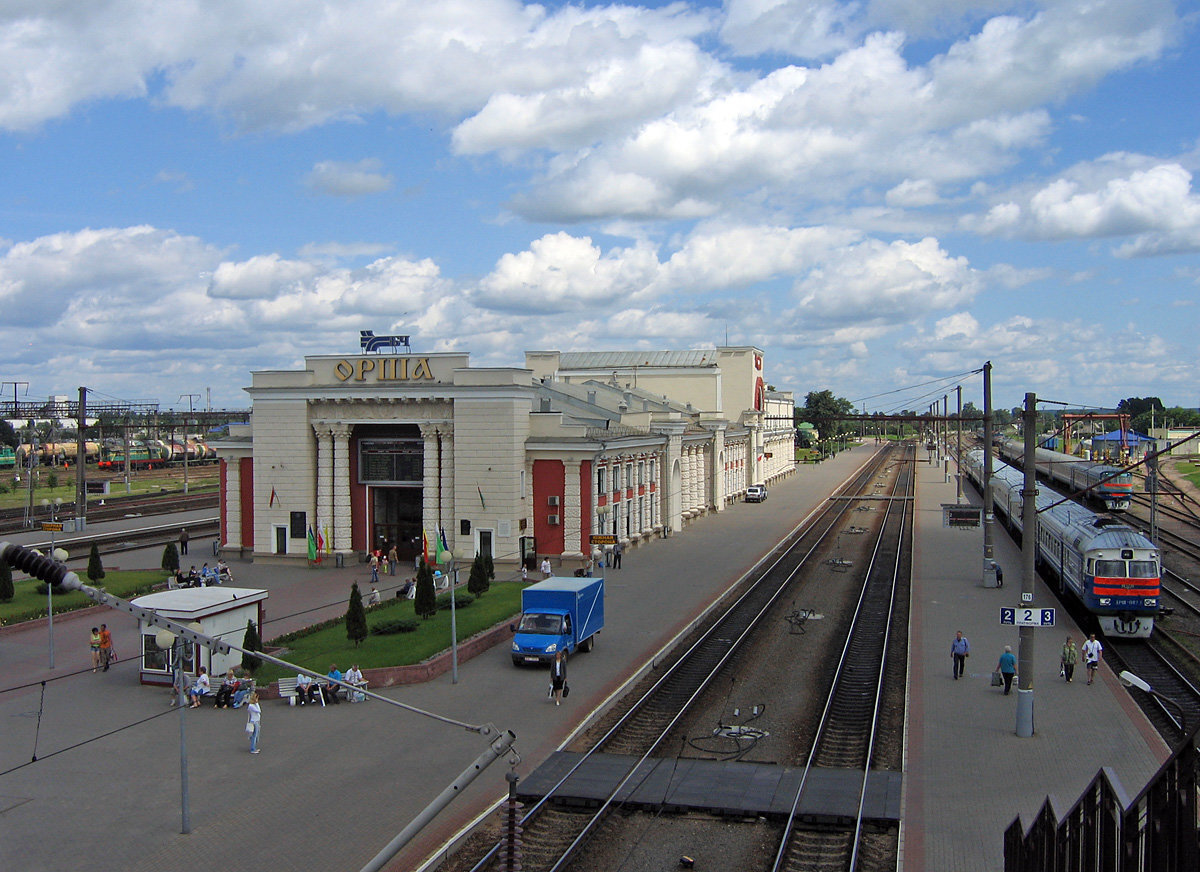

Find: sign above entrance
[590,534,618,545]
[360,330,411,353]
[310,352,468,386]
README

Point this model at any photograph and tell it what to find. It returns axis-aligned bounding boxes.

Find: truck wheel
[580,635,594,653]
[511,656,523,667]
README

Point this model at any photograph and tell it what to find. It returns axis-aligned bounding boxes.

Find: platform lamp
[40,497,65,669]
[1119,670,1188,739]
[437,550,459,684]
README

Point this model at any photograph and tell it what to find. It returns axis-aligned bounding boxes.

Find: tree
[0,558,13,602]
[346,582,368,646]
[161,542,179,572]
[87,542,106,583]
[483,551,495,581]
[796,390,856,436]
[414,559,437,619]
[241,620,261,674]
[1117,397,1164,420]
[0,419,17,449]
[468,553,490,596]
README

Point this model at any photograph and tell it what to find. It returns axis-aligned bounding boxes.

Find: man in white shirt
[540,557,552,578]
[1082,634,1103,685]
[295,672,318,705]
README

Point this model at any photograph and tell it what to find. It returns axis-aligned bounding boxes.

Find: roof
[557,350,718,370]
[131,586,268,618]
[1090,430,1154,443]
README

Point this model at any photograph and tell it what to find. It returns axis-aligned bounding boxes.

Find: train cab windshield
[1092,559,1158,578]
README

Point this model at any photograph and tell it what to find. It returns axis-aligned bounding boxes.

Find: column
[564,458,582,557]
[223,459,242,549]
[420,423,440,551]
[331,423,353,552]
[313,423,333,543]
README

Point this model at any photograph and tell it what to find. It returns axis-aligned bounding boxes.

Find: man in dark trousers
[611,540,623,569]
[179,528,189,555]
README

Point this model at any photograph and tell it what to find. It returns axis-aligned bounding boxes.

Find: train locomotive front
[964,449,1159,639]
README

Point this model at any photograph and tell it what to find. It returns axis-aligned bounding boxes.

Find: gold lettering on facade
[332,357,437,381]
[357,358,376,380]
[410,358,433,380]
[334,361,355,381]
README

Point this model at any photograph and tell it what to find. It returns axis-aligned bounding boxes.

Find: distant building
[213,346,796,569]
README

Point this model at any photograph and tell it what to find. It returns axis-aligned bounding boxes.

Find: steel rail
[465,446,897,872]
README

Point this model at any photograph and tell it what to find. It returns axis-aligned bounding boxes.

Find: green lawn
[0,569,167,626]
[251,581,527,683]
[1174,460,1200,489]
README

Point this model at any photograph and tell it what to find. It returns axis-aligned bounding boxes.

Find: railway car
[98,443,167,470]
[0,446,14,468]
[964,449,1159,638]
[997,438,1132,511]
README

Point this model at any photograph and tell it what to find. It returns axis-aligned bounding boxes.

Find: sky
[2,0,1199,416]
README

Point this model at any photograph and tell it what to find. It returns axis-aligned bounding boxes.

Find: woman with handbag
[246,693,261,754]
[996,646,1017,695]
[550,650,568,706]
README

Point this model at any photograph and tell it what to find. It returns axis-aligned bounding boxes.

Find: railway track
[455,444,913,872]
[1105,637,1200,746]
[0,490,217,535]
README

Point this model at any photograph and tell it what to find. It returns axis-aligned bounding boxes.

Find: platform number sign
[1000,607,1056,628]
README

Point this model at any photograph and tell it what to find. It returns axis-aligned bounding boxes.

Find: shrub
[467,553,489,596]
[0,559,12,602]
[346,582,368,646]
[87,542,106,582]
[435,591,474,611]
[241,620,262,674]
[483,552,495,581]
[161,542,180,572]
[414,558,437,619]
[372,617,419,635]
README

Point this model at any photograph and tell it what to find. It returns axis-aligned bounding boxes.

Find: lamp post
[1120,670,1188,738]
[437,550,459,684]
[156,627,191,834]
[40,497,65,669]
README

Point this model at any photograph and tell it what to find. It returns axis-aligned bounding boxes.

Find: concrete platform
[902,447,1170,871]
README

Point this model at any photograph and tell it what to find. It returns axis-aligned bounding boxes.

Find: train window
[1095,560,1127,578]
[1129,561,1157,578]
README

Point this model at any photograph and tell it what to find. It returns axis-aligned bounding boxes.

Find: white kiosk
[132,587,268,686]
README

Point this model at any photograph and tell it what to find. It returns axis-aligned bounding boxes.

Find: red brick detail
[533,459,565,555]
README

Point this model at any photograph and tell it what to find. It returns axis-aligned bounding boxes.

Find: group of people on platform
[293,664,366,706]
[173,560,233,588]
[950,630,1104,694]
[183,667,257,709]
[368,543,401,583]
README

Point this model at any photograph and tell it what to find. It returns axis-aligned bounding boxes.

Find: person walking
[89,627,102,673]
[246,692,261,753]
[611,540,623,569]
[179,528,189,555]
[549,650,568,706]
[99,623,114,671]
[540,557,552,579]
[1082,633,1103,685]
[369,552,379,584]
[1060,636,1078,682]
[387,544,398,576]
[996,645,1017,695]
[950,630,970,680]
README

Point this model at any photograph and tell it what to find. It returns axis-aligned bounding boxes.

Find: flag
[435,527,447,566]
[306,526,317,563]
[422,528,429,566]
[323,523,332,554]
[269,487,278,507]
[477,485,486,510]
[314,526,324,563]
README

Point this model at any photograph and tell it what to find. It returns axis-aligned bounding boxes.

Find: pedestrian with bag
[950,630,970,680]
[549,649,568,706]
[246,692,261,753]
[1060,636,1078,682]
[89,627,102,673]
[996,645,1017,695]
[98,623,114,671]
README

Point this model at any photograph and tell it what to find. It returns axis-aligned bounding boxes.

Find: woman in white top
[187,667,210,708]
[246,693,261,753]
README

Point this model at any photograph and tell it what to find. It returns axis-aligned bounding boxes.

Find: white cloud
[304,159,393,197]
[209,254,319,300]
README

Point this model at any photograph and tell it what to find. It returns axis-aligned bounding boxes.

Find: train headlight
[1099,597,1111,605]
[1144,598,1157,607]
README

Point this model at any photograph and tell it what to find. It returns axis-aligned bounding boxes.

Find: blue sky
[1,0,1198,415]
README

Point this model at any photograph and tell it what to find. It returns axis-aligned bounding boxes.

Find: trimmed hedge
[372,617,419,636]
[436,591,474,611]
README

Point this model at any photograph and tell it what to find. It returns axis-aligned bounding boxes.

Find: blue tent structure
[1090,430,1154,444]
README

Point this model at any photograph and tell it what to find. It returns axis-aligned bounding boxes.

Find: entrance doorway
[371,487,423,561]
[274,525,287,555]
[477,528,494,560]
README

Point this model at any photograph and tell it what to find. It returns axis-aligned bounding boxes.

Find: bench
[277,677,325,707]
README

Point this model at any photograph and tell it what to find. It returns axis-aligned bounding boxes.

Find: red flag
[269,487,278,507]
[422,528,429,566]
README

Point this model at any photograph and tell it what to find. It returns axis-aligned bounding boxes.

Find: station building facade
[215,346,796,569]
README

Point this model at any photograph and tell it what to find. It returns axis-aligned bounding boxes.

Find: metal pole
[47,507,55,670]
[450,564,459,684]
[1017,391,1037,738]
[175,636,191,834]
[956,385,963,502]
[982,362,997,588]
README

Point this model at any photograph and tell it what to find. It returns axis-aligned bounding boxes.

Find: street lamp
[437,550,459,684]
[1119,670,1188,737]
[155,627,191,834]
[40,497,65,669]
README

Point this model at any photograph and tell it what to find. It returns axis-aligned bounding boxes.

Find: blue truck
[511,576,605,666]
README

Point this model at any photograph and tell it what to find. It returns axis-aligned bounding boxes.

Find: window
[612,464,621,492]
[1129,560,1158,578]
[638,460,645,485]
[1094,560,1127,578]
[359,439,423,485]
[597,466,606,494]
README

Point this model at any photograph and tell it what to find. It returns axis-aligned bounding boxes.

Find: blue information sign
[1000,607,1055,627]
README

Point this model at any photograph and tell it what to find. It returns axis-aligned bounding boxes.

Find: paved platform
[903,447,1170,871]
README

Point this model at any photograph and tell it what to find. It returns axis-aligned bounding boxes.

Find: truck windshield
[517,613,564,635]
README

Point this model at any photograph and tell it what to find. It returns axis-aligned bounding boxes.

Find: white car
[746,484,767,502]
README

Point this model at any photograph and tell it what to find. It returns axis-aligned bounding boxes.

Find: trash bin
[335,553,344,568]
[212,540,219,557]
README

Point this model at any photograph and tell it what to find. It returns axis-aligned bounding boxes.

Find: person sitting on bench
[295,672,319,705]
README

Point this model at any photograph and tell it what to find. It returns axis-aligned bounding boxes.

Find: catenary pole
[1017,392,1038,737]
[982,361,997,587]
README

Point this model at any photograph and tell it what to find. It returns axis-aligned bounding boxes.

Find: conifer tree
[346,582,368,645]
[468,553,490,596]
[87,542,106,582]
[241,620,262,674]
[414,559,437,619]
[483,551,495,581]
[162,542,179,572]
[0,558,13,602]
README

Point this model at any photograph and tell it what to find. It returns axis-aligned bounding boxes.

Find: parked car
[746,484,767,502]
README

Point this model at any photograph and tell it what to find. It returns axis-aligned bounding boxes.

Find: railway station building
[214,346,797,569]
